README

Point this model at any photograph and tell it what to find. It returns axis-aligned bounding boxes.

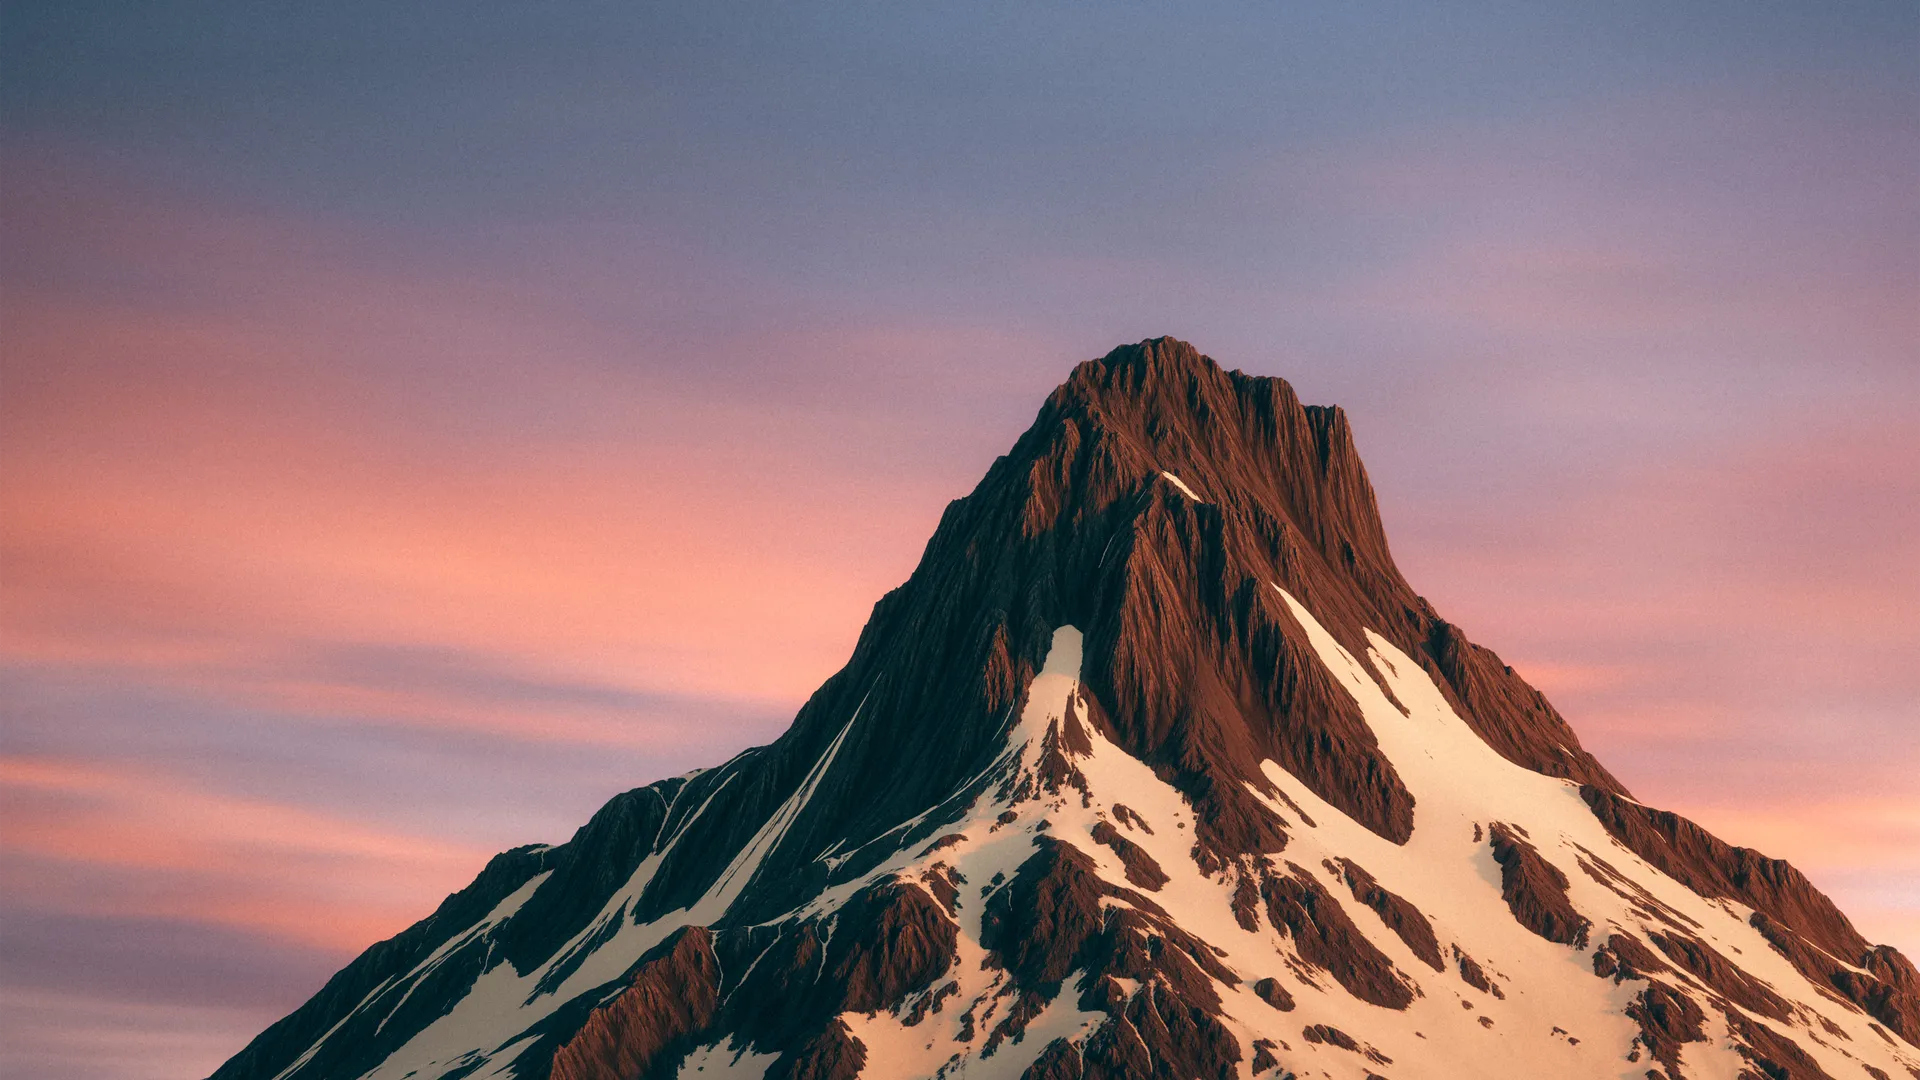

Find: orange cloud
[0,755,484,952]
[0,987,269,1080]
[1,182,967,732]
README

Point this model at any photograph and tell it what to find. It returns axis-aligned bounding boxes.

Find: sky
[1,2,1916,1076]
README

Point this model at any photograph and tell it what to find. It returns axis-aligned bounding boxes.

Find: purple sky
[3,3,1917,1077]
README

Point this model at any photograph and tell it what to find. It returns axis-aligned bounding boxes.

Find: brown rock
[1726,1012,1835,1080]
[826,880,959,1014]
[1488,823,1590,948]
[1261,864,1413,1009]
[1250,1038,1280,1073]
[1452,945,1503,998]
[1592,932,1672,984]
[1626,983,1707,1079]
[1582,786,1865,961]
[765,1019,865,1080]
[1110,804,1153,834]
[983,988,1050,1057]
[1646,929,1792,1022]
[1090,820,1169,890]
[1252,976,1296,1011]
[982,838,1234,1010]
[1301,1023,1360,1051]
[1337,858,1444,971]
[1080,982,1242,1080]
[1020,1037,1084,1080]
[1231,870,1262,932]
[550,926,719,1080]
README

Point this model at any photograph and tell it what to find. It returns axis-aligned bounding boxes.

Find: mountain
[211,338,1920,1080]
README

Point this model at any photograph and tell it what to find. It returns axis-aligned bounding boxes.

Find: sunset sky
[3,3,1917,1077]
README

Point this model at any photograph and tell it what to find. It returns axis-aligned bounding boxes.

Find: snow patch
[689,694,867,923]
[1159,470,1202,501]
[675,1040,778,1078]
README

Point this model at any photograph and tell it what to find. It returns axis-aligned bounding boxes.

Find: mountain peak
[1062,335,1221,395]
[1015,339,1379,572]
[211,341,1920,1080]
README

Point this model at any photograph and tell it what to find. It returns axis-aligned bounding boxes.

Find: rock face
[209,339,1920,1080]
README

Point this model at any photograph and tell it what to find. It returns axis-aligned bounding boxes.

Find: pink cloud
[1,157,1078,742]
[0,988,269,1080]
[0,755,484,952]
[2,269,953,728]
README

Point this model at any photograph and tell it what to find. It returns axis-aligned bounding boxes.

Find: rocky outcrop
[1627,982,1707,1078]
[1335,857,1443,971]
[1489,823,1591,948]
[1090,819,1168,890]
[717,878,960,1059]
[981,837,1236,1009]
[1077,981,1243,1080]
[1727,1012,1835,1080]
[1646,928,1793,1022]
[1259,862,1413,1009]
[550,927,720,1080]
[766,1021,866,1080]
[1453,945,1504,998]
[1593,932,1673,984]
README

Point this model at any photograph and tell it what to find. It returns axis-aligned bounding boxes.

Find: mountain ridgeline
[213,339,1920,1080]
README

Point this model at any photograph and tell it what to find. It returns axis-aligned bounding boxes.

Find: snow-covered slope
[211,339,1920,1080]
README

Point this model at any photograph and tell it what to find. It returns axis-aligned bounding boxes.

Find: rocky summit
[212,339,1920,1080]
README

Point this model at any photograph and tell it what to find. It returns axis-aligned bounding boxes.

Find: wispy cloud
[0,755,482,950]
[0,987,272,1080]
